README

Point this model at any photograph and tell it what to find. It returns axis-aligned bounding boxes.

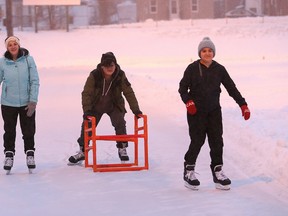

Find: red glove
[241,105,250,120]
[186,100,197,115]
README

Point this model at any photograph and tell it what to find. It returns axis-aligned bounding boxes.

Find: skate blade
[28,169,35,174]
[67,161,84,166]
[215,183,230,190]
[120,160,129,164]
[184,182,199,190]
[6,170,11,175]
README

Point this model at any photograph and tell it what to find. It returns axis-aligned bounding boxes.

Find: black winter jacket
[179,60,247,112]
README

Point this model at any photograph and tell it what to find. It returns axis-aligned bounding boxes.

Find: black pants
[77,108,127,151]
[1,105,36,154]
[185,108,224,168]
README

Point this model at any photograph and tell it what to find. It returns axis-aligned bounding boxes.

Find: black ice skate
[118,147,129,162]
[211,165,231,190]
[26,150,36,172]
[183,162,200,190]
[4,151,14,174]
[68,151,85,165]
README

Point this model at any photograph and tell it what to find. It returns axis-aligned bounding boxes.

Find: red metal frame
[83,115,149,172]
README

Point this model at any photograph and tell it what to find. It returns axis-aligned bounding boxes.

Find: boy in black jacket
[178,37,250,190]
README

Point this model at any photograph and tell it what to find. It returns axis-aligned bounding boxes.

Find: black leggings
[185,108,224,167]
[1,105,36,154]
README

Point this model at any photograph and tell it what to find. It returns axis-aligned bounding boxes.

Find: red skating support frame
[83,115,149,172]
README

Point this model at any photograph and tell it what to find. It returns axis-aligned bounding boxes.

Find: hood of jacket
[4,48,29,60]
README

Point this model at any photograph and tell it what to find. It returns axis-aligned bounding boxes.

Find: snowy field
[0,16,288,216]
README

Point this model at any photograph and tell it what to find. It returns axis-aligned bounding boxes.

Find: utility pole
[5,0,13,37]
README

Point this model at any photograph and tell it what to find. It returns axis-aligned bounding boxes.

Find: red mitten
[186,100,197,115]
[241,105,250,120]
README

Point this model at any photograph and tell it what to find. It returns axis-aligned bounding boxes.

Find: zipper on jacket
[198,62,203,77]
[101,69,120,96]
[102,78,113,96]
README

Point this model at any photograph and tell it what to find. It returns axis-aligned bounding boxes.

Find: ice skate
[68,151,85,165]
[26,150,36,171]
[183,162,200,190]
[4,151,14,175]
[118,147,129,162]
[211,165,231,190]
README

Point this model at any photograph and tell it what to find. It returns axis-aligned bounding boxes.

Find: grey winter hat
[198,37,215,57]
[101,52,117,66]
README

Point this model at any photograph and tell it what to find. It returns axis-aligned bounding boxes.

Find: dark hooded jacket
[81,64,140,114]
[179,60,247,113]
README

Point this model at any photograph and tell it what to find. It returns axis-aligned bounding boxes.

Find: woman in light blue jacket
[0,36,39,174]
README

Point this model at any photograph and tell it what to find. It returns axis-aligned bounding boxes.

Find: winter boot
[4,151,14,171]
[26,150,36,169]
[68,151,85,164]
[183,162,200,190]
[118,148,129,161]
[211,165,231,190]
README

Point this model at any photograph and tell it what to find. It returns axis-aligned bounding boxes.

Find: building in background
[136,0,215,21]
[117,0,137,23]
[136,0,287,21]
[262,0,288,16]
[0,0,287,31]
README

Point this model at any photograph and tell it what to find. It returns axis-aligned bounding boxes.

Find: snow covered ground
[0,16,288,216]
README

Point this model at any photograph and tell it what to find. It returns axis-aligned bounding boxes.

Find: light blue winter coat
[0,48,39,107]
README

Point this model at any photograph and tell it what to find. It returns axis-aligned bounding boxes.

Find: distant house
[117,0,137,23]
[135,0,250,21]
[262,0,288,16]
[135,0,288,21]
[136,0,215,21]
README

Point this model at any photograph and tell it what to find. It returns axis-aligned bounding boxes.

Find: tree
[5,0,13,37]
[98,0,117,25]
